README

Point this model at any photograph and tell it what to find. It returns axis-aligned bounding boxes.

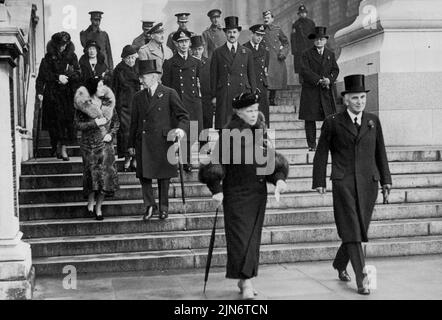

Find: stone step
[20,202,442,239]
[269,105,296,114]
[32,235,442,275]
[27,218,442,258]
[18,173,442,205]
[20,161,442,189]
[21,147,442,175]
[19,187,442,220]
[270,113,298,122]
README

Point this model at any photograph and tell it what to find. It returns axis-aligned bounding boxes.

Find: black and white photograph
[1,0,442,306]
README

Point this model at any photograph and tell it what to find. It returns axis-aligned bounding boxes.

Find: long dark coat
[199,113,289,279]
[36,40,81,145]
[112,60,140,158]
[291,17,316,73]
[162,54,203,133]
[262,24,289,90]
[243,41,270,125]
[128,84,190,179]
[80,26,114,69]
[199,56,213,130]
[299,47,340,121]
[210,44,257,129]
[79,53,109,84]
[312,111,392,243]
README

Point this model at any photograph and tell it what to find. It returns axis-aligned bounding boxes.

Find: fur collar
[226,112,267,131]
[45,40,76,60]
[74,85,115,120]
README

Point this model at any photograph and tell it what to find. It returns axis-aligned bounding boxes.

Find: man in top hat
[299,26,339,151]
[313,74,392,295]
[80,11,114,69]
[291,4,316,79]
[202,9,226,59]
[190,35,213,136]
[243,24,270,126]
[138,23,173,74]
[162,30,203,172]
[210,16,257,129]
[128,59,190,221]
[262,10,290,106]
[167,13,195,54]
[132,20,155,51]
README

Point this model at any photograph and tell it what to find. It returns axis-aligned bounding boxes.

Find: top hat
[84,40,101,53]
[308,26,329,40]
[223,16,242,32]
[262,10,273,17]
[173,30,192,42]
[341,74,370,96]
[232,91,261,109]
[249,24,266,35]
[121,45,138,59]
[52,32,71,46]
[175,13,190,23]
[207,9,222,18]
[298,4,308,14]
[139,60,161,75]
[89,11,103,20]
[147,23,164,35]
[190,35,204,48]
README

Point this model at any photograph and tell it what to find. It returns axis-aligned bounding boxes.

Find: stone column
[0,3,34,300]
[335,0,442,147]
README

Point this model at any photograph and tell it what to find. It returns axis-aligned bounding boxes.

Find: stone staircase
[19,87,442,276]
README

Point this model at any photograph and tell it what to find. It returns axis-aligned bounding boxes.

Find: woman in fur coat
[198,91,289,299]
[79,40,109,85]
[74,76,120,221]
[36,31,81,161]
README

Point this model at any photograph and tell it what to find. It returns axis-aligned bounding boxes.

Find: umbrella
[175,137,187,214]
[203,207,220,293]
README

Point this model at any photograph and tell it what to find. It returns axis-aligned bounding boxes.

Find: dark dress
[74,89,120,198]
[112,60,140,158]
[199,113,289,279]
[36,40,80,148]
[79,53,109,84]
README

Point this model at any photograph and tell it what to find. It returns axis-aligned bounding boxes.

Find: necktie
[354,117,361,132]
[231,45,236,57]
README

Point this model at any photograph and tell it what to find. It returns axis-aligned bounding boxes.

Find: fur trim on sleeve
[266,152,290,185]
[198,162,225,185]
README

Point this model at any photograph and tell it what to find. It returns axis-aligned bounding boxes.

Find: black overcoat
[299,47,339,121]
[290,17,316,73]
[199,56,214,130]
[243,41,270,125]
[162,54,203,133]
[198,113,289,279]
[312,111,392,243]
[210,44,257,129]
[262,24,289,90]
[79,53,109,84]
[112,60,140,157]
[128,84,190,179]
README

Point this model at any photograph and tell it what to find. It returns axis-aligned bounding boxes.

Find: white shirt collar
[227,42,238,51]
[316,47,324,55]
[148,81,159,96]
[178,52,188,60]
[250,41,259,50]
[347,109,363,125]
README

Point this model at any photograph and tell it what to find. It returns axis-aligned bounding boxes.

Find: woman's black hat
[232,91,261,109]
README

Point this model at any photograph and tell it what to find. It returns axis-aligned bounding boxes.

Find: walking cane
[175,137,187,214]
[203,207,220,294]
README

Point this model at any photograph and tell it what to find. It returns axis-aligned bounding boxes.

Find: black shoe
[338,270,352,282]
[143,206,154,222]
[95,212,104,221]
[183,165,192,173]
[87,206,94,217]
[159,211,169,220]
[62,156,70,162]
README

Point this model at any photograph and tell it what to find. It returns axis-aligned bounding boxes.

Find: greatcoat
[138,40,173,74]
[262,24,289,90]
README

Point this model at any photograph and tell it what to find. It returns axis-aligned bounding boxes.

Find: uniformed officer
[243,24,270,126]
[128,60,189,221]
[313,74,392,295]
[132,20,155,52]
[210,16,257,129]
[202,9,226,59]
[162,30,203,172]
[80,11,114,69]
[138,23,173,74]
[291,4,316,80]
[190,35,213,139]
[166,13,195,54]
[262,10,290,106]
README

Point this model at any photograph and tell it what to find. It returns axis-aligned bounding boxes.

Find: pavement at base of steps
[33,254,442,300]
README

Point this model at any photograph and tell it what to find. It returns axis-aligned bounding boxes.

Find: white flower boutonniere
[242,49,246,54]
[368,120,375,129]
[158,93,164,99]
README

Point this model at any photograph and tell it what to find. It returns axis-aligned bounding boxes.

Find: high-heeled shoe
[237,281,258,296]
[143,206,154,222]
[87,206,95,217]
[95,211,104,221]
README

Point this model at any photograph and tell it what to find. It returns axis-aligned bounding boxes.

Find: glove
[128,148,136,157]
[95,118,107,127]
[103,134,112,143]
[275,180,287,203]
[212,193,224,208]
[59,75,69,85]
[174,128,186,141]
